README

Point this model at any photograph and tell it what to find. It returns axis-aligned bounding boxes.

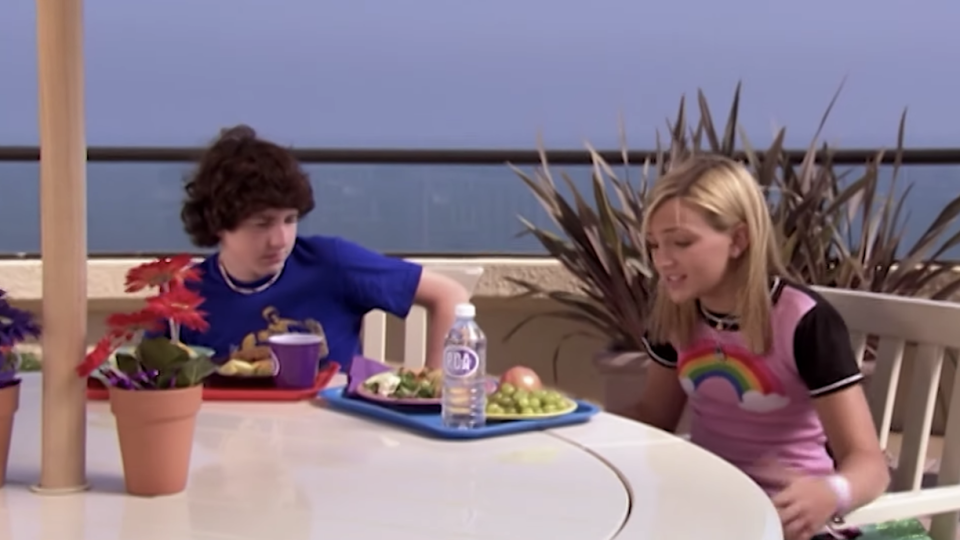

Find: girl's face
[646,198,746,309]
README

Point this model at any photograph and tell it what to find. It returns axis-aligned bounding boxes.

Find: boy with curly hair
[177,125,470,372]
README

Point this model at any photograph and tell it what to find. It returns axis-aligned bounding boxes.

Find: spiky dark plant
[508,83,960,391]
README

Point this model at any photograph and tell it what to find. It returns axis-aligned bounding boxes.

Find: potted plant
[782,116,960,434]
[502,140,657,416]
[76,255,217,496]
[0,288,41,487]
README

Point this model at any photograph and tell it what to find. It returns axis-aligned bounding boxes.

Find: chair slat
[403,306,428,369]
[361,311,388,361]
[892,343,944,492]
[929,350,960,540]
[361,265,484,367]
[849,331,868,368]
[867,337,906,449]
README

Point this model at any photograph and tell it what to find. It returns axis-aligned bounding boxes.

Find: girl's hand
[771,474,839,540]
[759,458,844,540]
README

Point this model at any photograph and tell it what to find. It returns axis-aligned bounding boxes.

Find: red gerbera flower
[124,254,202,293]
[106,310,165,335]
[166,309,209,333]
[145,287,209,332]
[76,331,126,377]
[78,254,213,382]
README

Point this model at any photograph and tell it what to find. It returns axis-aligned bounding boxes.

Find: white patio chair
[815,286,960,540]
[361,265,484,369]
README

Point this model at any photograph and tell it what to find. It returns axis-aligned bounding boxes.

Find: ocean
[2,160,960,257]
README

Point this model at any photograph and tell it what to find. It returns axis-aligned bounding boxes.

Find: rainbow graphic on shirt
[677,342,790,412]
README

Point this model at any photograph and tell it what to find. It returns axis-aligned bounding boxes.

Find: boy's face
[219,208,299,280]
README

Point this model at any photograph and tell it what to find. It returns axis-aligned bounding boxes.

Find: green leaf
[136,337,190,372]
[174,355,218,388]
[17,352,41,372]
[115,352,141,376]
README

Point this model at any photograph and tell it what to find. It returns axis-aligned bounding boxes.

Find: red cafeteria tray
[85,361,340,402]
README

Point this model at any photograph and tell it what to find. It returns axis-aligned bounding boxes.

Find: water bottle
[441,303,487,429]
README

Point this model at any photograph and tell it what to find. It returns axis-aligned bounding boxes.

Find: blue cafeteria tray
[318,385,600,440]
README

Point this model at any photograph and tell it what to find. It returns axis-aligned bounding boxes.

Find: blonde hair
[642,155,787,354]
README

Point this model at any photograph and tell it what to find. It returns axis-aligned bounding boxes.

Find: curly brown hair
[181,125,316,247]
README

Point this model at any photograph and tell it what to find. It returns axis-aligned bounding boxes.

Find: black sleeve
[641,333,678,368]
[793,301,864,397]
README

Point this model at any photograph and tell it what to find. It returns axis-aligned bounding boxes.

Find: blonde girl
[634,155,889,540]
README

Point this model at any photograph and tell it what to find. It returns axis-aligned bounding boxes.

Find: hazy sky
[0,0,957,148]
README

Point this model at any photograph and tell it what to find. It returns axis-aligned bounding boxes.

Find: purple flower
[0,289,40,389]
[0,353,17,388]
[0,289,41,349]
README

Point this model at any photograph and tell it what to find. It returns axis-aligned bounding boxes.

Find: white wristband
[825,474,852,515]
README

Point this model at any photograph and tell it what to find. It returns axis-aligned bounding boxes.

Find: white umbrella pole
[33,0,88,493]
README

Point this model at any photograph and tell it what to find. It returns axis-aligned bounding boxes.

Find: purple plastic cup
[267,333,324,389]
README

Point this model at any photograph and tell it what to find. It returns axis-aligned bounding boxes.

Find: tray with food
[356,366,499,407]
[324,361,599,439]
[484,385,578,420]
[86,343,340,402]
[204,346,280,389]
[357,366,444,404]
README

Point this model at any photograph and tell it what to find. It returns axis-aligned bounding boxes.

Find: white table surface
[1,374,782,540]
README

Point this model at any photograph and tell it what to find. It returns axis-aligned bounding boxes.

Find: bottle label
[443,346,480,377]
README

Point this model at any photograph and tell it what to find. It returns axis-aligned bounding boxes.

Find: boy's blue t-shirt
[177,235,422,372]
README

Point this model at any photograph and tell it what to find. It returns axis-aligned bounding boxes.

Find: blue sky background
[1,0,958,149]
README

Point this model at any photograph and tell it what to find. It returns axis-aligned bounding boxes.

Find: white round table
[1,374,782,539]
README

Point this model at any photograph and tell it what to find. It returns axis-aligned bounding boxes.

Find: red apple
[500,366,542,392]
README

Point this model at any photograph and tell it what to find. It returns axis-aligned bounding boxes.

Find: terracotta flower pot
[0,380,20,487]
[592,350,649,418]
[109,384,202,496]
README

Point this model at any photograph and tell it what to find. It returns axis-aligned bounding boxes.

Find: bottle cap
[454,303,476,319]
